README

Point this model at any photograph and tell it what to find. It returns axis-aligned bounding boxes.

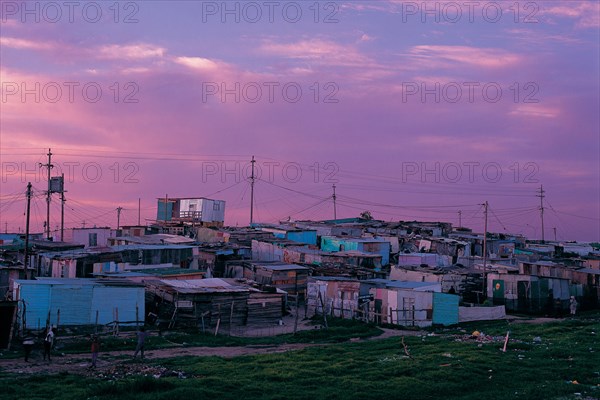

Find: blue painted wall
[17,280,144,328]
[286,230,317,246]
[320,237,390,265]
[432,292,459,326]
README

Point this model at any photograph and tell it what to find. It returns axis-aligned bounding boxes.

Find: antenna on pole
[482,201,488,303]
[250,156,255,225]
[537,185,545,243]
[39,148,54,240]
[332,184,337,220]
[117,207,123,230]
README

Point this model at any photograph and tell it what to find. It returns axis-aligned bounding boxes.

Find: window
[213,202,220,211]
[89,233,98,247]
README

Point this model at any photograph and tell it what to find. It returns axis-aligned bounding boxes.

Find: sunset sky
[1,1,599,241]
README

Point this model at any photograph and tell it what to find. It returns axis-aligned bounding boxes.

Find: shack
[488,272,571,314]
[144,278,284,330]
[13,278,145,329]
[357,279,458,327]
[307,276,361,319]
[225,261,309,297]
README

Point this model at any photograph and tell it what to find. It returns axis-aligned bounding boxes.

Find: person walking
[22,331,35,362]
[569,296,578,317]
[90,335,100,368]
[133,326,148,360]
[43,326,54,362]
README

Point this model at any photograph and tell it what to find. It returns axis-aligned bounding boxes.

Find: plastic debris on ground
[88,364,189,380]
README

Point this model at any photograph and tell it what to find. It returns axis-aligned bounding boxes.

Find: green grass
[0,318,382,359]
[1,316,599,400]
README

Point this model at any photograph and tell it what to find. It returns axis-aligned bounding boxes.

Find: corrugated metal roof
[19,278,99,286]
[252,262,310,271]
[364,279,438,289]
[310,276,359,282]
[162,278,231,288]
[335,250,381,257]
[153,278,250,293]
[111,244,195,250]
[16,278,143,287]
[575,268,600,275]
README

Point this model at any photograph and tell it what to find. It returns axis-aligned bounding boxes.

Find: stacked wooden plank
[246,292,284,326]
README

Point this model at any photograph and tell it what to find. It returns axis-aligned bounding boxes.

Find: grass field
[1,315,599,400]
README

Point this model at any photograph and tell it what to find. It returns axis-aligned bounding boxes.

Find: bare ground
[0,328,421,376]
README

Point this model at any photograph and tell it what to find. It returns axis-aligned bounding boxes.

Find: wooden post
[214,318,221,336]
[502,331,510,352]
[293,295,299,335]
[304,289,308,319]
[95,310,99,334]
[56,309,60,331]
[229,301,234,336]
[114,307,119,336]
[136,303,139,329]
[215,304,221,336]
[389,308,393,325]
[318,291,328,329]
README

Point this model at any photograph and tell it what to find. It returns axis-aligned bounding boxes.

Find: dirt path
[0,328,421,376]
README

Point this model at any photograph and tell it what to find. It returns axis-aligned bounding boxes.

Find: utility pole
[553,227,557,242]
[138,198,141,225]
[60,174,65,242]
[537,185,545,243]
[4,222,7,234]
[39,148,53,240]
[116,207,123,229]
[332,184,337,220]
[24,183,32,279]
[458,210,462,228]
[164,194,168,222]
[482,201,488,302]
[249,156,256,225]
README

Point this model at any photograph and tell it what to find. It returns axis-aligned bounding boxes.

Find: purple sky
[1,1,599,241]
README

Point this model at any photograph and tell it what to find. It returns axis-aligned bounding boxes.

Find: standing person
[133,326,148,359]
[22,331,35,362]
[570,296,578,317]
[90,335,100,368]
[43,326,54,362]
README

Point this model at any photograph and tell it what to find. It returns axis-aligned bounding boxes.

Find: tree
[360,211,373,220]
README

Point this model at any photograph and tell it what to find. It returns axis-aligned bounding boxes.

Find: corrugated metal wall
[20,284,51,329]
[53,285,93,325]
[432,292,459,326]
[91,287,145,324]
[19,282,145,327]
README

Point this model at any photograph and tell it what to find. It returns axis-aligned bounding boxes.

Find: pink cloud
[543,1,600,29]
[174,56,223,71]
[259,38,376,68]
[509,105,560,119]
[0,36,56,51]
[409,45,523,68]
[97,43,166,60]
